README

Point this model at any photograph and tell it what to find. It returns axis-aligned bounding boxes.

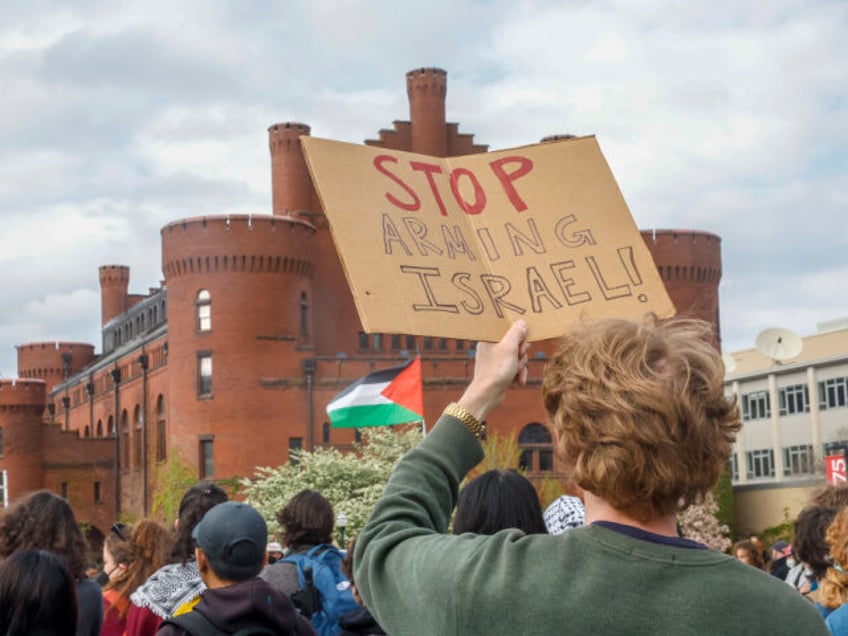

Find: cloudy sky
[1,0,846,378]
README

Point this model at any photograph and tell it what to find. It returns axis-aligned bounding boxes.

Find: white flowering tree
[242,427,422,544]
[677,492,732,552]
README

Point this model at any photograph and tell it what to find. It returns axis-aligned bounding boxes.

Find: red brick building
[0,68,723,536]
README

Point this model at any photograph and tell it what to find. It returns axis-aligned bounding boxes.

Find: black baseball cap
[193,501,267,581]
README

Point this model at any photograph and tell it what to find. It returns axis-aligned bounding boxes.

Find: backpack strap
[162,610,229,636]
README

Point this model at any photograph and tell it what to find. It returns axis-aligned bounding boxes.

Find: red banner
[826,455,847,485]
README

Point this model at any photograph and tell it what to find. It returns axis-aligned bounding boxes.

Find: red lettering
[489,156,533,212]
[374,155,420,211]
[410,161,448,216]
[449,168,486,215]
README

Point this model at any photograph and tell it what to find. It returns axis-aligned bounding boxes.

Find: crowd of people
[1,314,848,634]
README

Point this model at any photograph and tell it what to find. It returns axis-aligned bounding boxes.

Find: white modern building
[725,318,848,534]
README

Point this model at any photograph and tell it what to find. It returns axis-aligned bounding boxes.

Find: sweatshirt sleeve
[353,414,486,634]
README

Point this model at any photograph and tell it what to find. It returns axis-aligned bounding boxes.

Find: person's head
[103,532,133,585]
[193,501,267,584]
[266,541,284,564]
[822,506,848,609]
[795,505,839,581]
[278,489,334,548]
[0,490,88,579]
[171,482,228,563]
[812,483,848,508]
[107,519,172,615]
[341,536,363,607]
[0,549,78,636]
[541,315,740,524]
[453,469,547,535]
[771,539,790,561]
[733,539,765,569]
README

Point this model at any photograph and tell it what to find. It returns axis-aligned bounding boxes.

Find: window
[0,470,6,507]
[300,291,309,338]
[96,419,103,438]
[742,391,771,421]
[456,339,465,351]
[746,449,775,479]
[518,423,554,473]
[107,415,115,437]
[0,427,3,456]
[358,332,369,350]
[779,384,810,415]
[391,334,402,350]
[783,445,814,477]
[355,429,363,443]
[819,377,848,410]
[156,395,167,462]
[322,422,331,445]
[94,481,102,503]
[133,405,143,468]
[423,337,433,351]
[60,482,69,499]
[199,436,214,479]
[198,353,213,397]
[196,290,211,332]
[121,410,130,470]
[438,338,448,351]
[730,454,739,481]
[373,333,383,350]
[405,335,416,350]
[289,437,303,465]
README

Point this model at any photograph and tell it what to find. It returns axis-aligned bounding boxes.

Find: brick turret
[99,265,130,327]
[407,67,448,157]
[0,379,47,500]
[16,342,96,396]
[268,122,317,217]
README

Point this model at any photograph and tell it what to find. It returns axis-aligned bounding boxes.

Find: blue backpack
[282,544,359,636]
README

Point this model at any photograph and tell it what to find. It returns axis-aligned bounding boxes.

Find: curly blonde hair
[822,506,848,609]
[542,314,740,523]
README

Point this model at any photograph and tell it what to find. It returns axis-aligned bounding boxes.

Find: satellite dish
[721,352,737,374]
[755,328,803,363]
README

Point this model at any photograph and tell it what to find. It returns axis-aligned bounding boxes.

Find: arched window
[96,419,103,438]
[107,415,115,437]
[83,425,90,438]
[120,410,130,470]
[133,405,143,468]
[196,290,211,332]
[322,421,330,445]
[518,423,554,473]
[156,395,167,461]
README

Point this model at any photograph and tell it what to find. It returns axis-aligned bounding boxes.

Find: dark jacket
[157,577,315,636]
[338,607,386,635]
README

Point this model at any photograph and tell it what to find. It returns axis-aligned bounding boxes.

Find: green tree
[242,426,422,544]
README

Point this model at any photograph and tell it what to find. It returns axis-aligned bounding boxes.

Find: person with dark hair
[0,489,102,635]
[125,482,227,635]
[261,489,336,597]
[794,505,840,618]
[733,539,765,569]
[261,489,358,635]
[159,502,315,635]
[354,316,828,634]
[0,549,78,636]
[102,520,173,636]
[453,469,547,535]
[338,537,386,636]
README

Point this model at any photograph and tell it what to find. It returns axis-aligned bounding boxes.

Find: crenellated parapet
[0,378,47,410]
[16,342,96,395]
[161,215,316,281]
[641,229,723,345]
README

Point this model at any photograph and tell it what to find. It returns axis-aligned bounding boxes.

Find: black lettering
[476,227,501,262]
[399,266,458,313]
[526,266,562,313]
[505,218,546,256]
[450,272,485,315]
[554,214,596,248]
[441,225,476,261]
[402,217,444,256]
[480,274,526,318]
[382,214,413,256]
[549,260,591,305]
[585,256,632,300]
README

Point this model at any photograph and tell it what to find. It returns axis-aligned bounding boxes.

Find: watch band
[443,402,485,438]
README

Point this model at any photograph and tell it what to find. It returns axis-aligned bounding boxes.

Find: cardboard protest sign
[301,135,675,342]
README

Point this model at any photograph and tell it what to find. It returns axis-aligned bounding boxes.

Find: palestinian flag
[327,357,423,428]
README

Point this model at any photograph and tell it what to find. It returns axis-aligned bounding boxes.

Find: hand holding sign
[302,135,675,342]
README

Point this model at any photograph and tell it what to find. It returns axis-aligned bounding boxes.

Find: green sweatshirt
[355,415,827,636]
